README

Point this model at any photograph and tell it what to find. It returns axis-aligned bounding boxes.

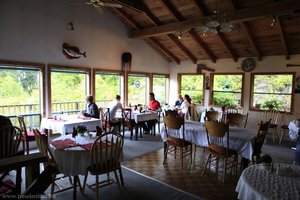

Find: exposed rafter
[113,0,147,13]
[160,0,215,63]
[189,31,217,63]
[217,32,238,62]
[240,22,262,61]
[277,17,290,60]
[112,8,179,63]
[138,0,196,64]
[130,0,300,38]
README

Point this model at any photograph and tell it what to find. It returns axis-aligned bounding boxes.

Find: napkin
[50,139,77,150]
[80,142,110,151]
[80,116,91,120]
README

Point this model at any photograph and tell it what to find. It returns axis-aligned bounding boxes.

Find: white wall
[0,0,168,72]
[169,55,300,128]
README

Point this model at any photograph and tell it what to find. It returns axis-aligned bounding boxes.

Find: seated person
[143,92,161,133]
[108,95,123,122]
[82,95,100,119]
[0,115,12,128]
[175,94,184,107]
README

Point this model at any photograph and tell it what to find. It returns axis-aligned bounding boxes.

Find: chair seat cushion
[167,137,191,146]
[209,144,237,156]
[0,179,15,195]
[281,124,289,129]
[269,124,277,128]
[26,131,46,137]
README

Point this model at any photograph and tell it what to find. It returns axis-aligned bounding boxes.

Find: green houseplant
[76,125,87,136]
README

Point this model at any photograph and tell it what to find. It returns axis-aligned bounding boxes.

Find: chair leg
[82,171,88,192]
[202,153,211,175]
[163,145,169,164]
[279,129,286,144]
[113,171,121,190]
[118,167,124,187]
[223,157,227,183]
[181,147,183,169]
[51,174,56,195]
[96,175,99,200]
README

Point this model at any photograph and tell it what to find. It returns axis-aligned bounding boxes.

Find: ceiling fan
[86,0,122,8]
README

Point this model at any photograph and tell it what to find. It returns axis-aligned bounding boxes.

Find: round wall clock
[241,58,256,72]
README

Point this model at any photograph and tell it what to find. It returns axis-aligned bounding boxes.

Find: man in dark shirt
[83,95,100,119]
[175,94,184,107]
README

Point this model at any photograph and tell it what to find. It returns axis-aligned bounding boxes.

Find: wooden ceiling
[108,0,300,64]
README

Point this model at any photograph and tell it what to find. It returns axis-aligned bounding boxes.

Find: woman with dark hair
[180,94,191,116]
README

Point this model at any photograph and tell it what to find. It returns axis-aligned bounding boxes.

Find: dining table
[40,115,101,135]
[235,163,300,200]
[49,132,98,199]
[160,120,257,161]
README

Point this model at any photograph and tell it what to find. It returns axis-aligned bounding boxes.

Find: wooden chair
[164,110,179,117]
[163,115,193,169]
[17,115,48,154]
[82,132,124,200]
[32,129,74,196]
[252,120,271,164]
[103,109,122,135]
[262,109,279,143]
[204,109,219,121]
[0,125,23,195]
[279,112,295,144]
[202,121,238,182]
[122,108,135,139]
[226,113,249,128]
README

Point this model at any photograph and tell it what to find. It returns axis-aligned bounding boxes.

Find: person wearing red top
[148,92,161,111]
[143,93,161,133]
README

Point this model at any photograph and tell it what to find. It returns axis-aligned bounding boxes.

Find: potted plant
[76,125,88,136]
[257,154,273,170]
[262,99,282,110]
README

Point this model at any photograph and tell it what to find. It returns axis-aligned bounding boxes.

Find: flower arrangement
[76,125,87,135]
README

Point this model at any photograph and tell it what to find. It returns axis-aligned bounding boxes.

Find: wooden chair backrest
[90,132,124,174]
[165,110,179,117]
[17,115,28,135]
[163,115,184,130]
[263,109,279,125]
[226,113,249,128]
[0,125,22,159]
[253,120,271,155]
[205,110,219,121]
[33,129,58,169]
[224,108,238,114]
[204,121,230,152]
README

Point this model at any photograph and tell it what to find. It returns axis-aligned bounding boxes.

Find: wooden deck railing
[0,100,112,129]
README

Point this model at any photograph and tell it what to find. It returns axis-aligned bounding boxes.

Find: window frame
[92,69,124,106]
[151,73,170,105]
[48,64,91,117]
[209,72,245,107]
[126,71,150,106]
[249,72,295,112]
[177,73,205,105]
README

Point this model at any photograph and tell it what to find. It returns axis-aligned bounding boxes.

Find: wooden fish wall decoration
[62,43,86,59]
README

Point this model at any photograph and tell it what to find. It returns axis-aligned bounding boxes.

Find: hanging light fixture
[200,3,233,35]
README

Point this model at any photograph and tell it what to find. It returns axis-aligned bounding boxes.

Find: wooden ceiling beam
[150,37,180,64]
[217,32,238,62]
[113,0,147,13]
[112,8,179,64]
[191,0,210,16]
[138,1,196,64]
[130,0,300,38]
[189,31,217,63]
[277,16,290,60]
[160,0,185,21]
[240,22,262,61]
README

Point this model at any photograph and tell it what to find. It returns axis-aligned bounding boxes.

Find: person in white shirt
[180,94,191,116]
[108,95,123,122]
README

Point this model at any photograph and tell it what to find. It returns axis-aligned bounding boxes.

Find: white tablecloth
[160,120,256,160]
[41,115,101,135]
[49,134,96,176]
[236,164,300,200]
[133,112,159,123]
[289,121,300,141]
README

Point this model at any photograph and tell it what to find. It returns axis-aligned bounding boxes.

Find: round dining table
[236,163,300,200]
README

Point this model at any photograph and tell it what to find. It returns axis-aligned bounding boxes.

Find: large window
[153,74,168,105]
[250,73,294,112]
[95,71,123,107]
[178,74,204,104]
[0,62,44,129]
[211,73,244,107]
[127,73,148,106]
[50,67,90,114]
